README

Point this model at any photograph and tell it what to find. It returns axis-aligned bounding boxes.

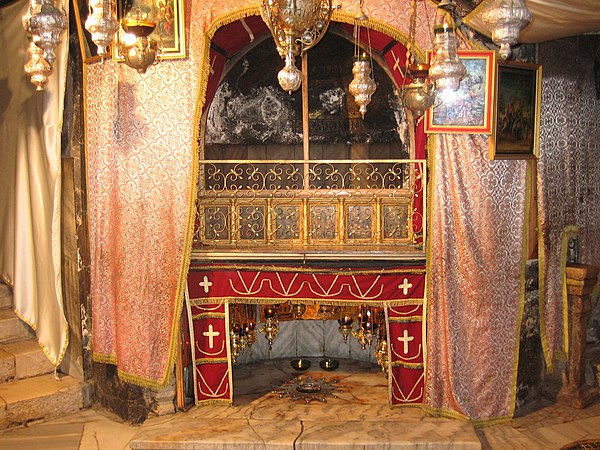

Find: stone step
[0,338,54,383]
[130,417,482,450]
[0,373,90,430]
[0,309,33,344]
[0,284,12,310]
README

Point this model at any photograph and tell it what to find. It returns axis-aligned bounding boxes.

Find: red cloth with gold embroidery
[190,303,232,404]
[187,264,425,406]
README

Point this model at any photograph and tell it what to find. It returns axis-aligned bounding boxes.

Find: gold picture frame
[489,60,542,160]
[113,0,186,61]
[425,50,496,134]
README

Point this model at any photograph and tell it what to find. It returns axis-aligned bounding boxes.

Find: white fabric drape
[464,0,600,44]
[0,0,69,367]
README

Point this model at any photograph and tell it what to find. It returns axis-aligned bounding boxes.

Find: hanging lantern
[349,55,377,119]
[118,7,160,73]
[85,0,119,58]
[278,52,302,94]
[261,0,337,92]
[482,0,532,60]
[24,40,53,90]
[22,0,67,66]
[349,6,377,118]
[429,9,466,93]
[401,63,436,118]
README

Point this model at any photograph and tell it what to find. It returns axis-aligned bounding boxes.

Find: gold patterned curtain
[426,134,529,421]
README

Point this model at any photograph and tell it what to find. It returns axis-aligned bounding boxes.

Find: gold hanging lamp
[400,0,435,118]
[348,1,377,118]
[260,0,339,93]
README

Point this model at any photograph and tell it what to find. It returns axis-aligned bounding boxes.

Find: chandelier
[429,4,466,93]
[260,0,338,93]
[348,4,377,118]
[400,0,435,119]
[24,40,53,90]
[117,6,161,73]
[22,0,67,65]
[482,0,532,60]
[85,0,119,58]
[22,0,66,89]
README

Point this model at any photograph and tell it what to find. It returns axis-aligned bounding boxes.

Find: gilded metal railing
[192,159,426,258]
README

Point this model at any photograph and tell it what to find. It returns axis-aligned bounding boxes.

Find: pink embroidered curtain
[426,134,528,421]
[86,0,436,388]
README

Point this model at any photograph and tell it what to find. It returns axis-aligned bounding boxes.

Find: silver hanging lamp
[482,0,532,60]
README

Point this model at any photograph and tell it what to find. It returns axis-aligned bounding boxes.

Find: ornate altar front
[186,264,426,407]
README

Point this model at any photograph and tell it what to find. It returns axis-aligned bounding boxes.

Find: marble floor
[1,358,600,449]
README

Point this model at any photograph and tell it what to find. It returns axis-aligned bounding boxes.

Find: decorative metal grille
[193,159,425,257]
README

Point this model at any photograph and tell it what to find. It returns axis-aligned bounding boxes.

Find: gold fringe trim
[205,6,261,41]
[390,361,424,369]
[332,10,426,62]
[13,307,69,369]
[537,211,552,372]
[424,134,436,408]
[191,312,226,319]
[507,161,531,419]
[389,402,426,410]
[422,405,512,427]
[189,297,424,307]
[560,225,580,359]
[388,316,423,323]
[92,352,117,365]
[190,264,425,276]
[195,358,229,365]
[195,398,233,407]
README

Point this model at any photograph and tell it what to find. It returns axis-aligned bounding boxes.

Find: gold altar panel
[193,160,421,254]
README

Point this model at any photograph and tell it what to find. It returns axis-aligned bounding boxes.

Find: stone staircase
[0,283,89,430]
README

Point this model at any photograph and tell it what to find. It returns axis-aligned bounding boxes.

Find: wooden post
[557,263,600,408]
[302,52,310,191]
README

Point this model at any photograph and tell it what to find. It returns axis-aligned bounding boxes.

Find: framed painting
[425,50,496,134]
[489,61,542,160]
[73,0,105,63]
[114,0,186,60]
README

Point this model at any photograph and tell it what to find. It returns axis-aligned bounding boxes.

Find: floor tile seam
[245,417,270,447]
[293,420,304,449]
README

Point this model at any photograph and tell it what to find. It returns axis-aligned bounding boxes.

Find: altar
[186,264,426,407]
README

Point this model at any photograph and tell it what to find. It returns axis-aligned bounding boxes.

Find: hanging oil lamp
[260,0,337,92]
[429,6,466,93]
[338,312,353,344]
[291,303,307,319]
[244,321,257,348]
[24,40,53,90]
[259,305,279,350]
[85,0,119,58]
[229,324,243,363]
[400,0,435,118]
[352,305,375,350]
[374,323,389,376]
[22,0,67,66]
[349,53,377,118]
[118,6,160,73]
[482,0,532,60]
[401,63,436,118]
[349,4,377,118]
